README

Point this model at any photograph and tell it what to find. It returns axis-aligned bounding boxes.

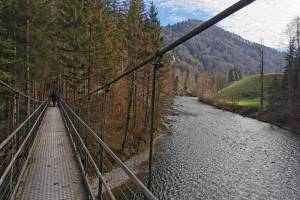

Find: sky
[149,0,300,49]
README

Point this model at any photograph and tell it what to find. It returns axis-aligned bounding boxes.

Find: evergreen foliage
[228,68,242,82]
[0,0,172,152]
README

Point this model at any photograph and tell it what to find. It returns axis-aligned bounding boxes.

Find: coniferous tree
[0,0,173,154]
[148,1,172,131]
[56,0,91,103]
[121,0,148,150]
[268,17,300,129]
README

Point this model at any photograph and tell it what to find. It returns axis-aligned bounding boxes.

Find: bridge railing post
[147,53,163,194]
[16,95,20,176]
[84,97,91,174]
[98,85,109,200]
[10,135,14,195]
[16,95,20,128]
[76,102,80,133]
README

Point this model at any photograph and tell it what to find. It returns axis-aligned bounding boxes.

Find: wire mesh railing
[59,99,157,200]
[0,80,47,200]
[0,80,44,143]
[0,101,48,199]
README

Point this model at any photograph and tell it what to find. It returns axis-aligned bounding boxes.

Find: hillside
[162,20,285,95]
[217,74,283,107]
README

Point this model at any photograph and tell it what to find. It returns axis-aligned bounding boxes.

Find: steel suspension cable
[0,79,43,103]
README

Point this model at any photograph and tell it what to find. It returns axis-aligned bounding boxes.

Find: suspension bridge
[0,0,255,199]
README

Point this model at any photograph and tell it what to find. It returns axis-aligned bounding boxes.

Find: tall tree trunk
[260,44,264,110]
[144,70,150,130]
[26,19,30,116]
[121,76,134,151]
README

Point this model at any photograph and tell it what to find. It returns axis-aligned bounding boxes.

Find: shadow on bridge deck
[15,107,88,200]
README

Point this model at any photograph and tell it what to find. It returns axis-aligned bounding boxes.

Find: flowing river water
[148,96,300,200]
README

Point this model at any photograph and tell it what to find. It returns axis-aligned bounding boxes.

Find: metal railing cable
[101,152,143,200]
[0,80,45,145]
[0,80,43,103]
[0,102,47,150]
[60,101,116,200]
[59,100,157,200]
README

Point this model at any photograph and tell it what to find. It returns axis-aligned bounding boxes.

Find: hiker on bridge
[49,91,59,107]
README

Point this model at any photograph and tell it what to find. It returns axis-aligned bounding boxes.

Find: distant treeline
[268,17,300,130]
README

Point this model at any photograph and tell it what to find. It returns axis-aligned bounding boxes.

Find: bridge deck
[15,107,87,200]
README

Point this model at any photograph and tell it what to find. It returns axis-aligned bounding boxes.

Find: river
[149,96,300,200]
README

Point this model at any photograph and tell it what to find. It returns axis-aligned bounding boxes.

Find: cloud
[168,14,187,23]
[151,0,300,49]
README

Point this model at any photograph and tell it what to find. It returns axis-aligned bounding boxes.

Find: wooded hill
[163,19,284,74]
[162,20,285,95]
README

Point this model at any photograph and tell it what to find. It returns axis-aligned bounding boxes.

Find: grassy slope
[217,74,283,107]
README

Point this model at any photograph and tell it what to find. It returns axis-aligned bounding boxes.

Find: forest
[0,0,172,158]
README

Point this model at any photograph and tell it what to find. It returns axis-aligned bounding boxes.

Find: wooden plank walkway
[15,107,87,200]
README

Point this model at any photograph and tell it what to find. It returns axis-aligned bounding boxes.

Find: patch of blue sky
[157,6,210,25]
